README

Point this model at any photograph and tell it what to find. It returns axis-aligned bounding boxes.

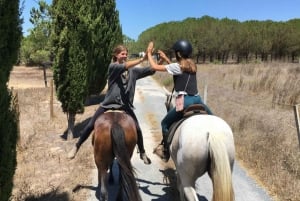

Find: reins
[166,87,174,109]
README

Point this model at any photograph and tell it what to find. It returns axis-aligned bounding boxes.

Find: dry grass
[9,66,98,201]
[154,62,300,201]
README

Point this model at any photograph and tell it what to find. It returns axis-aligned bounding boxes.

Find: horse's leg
[176,172,184,201]
[173,135,202,201]
[177,169,198,201]
[97,166,109,201]
[183,187,198,201]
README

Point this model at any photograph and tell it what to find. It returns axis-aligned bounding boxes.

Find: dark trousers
[76,105,146,153]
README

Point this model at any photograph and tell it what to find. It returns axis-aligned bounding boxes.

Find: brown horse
[92,111,141,201]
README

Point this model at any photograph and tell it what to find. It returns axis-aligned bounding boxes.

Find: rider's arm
[125,53,147,69]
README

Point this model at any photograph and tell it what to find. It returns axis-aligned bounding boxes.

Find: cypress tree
[82,0,122,94]
[0,0,22,200]
[52,0,89,136]
[51,0,122,137]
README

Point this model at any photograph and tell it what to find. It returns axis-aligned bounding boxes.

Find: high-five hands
[147,41,154,55]
[147,41,171,64]
[157,50,171,64]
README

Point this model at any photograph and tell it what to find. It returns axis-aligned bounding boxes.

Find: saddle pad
[104,109,124,113]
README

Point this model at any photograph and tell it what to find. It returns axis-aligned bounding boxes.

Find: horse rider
[67,44,155,164]
[146,39,213,162]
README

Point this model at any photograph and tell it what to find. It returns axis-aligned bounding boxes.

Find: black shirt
[101,63,155,109]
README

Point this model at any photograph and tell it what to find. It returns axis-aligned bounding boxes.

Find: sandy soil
[9,66,97,201]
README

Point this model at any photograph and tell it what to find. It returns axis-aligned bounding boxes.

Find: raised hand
[147,41,154,55]
[157,50,171,64]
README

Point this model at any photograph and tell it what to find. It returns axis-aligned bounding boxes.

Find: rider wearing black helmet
[172,39,193,58]
[146,40,213,162]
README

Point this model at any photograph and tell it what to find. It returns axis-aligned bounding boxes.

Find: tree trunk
[67,112,76,139]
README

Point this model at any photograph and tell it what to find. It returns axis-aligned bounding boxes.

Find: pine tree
[0,0,22,200]
[51,0,122,137]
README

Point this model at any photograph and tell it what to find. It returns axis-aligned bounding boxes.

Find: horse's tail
[208,133,235,201]
[111,122,142,201]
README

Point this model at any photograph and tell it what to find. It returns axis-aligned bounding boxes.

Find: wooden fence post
[202,78,208,104]
[42,61,53,88]
[293,104,300,149]
[203,84,207,104]
[50,79,54,119]
[12,88,20,141]
[43,65,47,87]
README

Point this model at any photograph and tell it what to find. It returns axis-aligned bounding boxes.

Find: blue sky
[21,0,300,40]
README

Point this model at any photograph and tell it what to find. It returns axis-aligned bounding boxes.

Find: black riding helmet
[172,39,193,58]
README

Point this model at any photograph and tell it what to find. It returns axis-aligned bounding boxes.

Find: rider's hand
[157,50,171,64]
[147,41,154,55]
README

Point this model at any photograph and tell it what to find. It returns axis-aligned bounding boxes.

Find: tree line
[21,12,300,66]
[132,16,300,64]
[19,4,300,68]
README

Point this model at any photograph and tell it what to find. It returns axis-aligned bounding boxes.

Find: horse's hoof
[67,145,78,159]
[140,153,151,164]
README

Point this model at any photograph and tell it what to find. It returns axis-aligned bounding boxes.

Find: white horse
[171,115,235,201]
[161,88,235,201]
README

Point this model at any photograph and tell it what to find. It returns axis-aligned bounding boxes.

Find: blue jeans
[161,95,213,135]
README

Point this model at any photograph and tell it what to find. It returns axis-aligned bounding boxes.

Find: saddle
[166,104,208,146]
